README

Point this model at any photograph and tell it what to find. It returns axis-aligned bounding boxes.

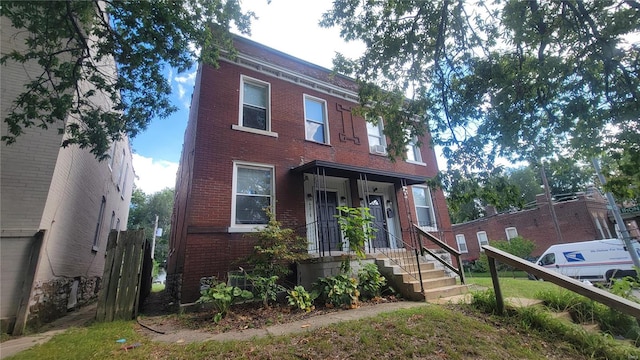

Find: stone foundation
[165,272,182,304]
[27,276,100,330]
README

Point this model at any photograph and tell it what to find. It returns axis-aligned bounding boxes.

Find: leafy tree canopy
[1,0,254,159]
[128,187,175,261]
[322,0,639,196]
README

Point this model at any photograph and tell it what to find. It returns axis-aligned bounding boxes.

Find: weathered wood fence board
[96,230,148,322]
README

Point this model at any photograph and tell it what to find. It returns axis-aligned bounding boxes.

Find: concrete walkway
[0,303,97,359]
[151,301,430,344]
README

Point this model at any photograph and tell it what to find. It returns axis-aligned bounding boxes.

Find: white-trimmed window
[230,162,274,231]
[406,137,423,163]
[412,186,436,229]
[108,143,116,171]
[505,227,518,241]
[456,234,468,253]
[367,118,386,155]
[117,148,126,190]
[239,76,270,131]
[92,196,107,251]
[121,163,129,197]
[477,231,489,252]
[304,95,329,144]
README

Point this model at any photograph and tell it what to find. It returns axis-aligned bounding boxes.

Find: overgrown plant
[335,206,376,273]
[249,275,285,309]
[357,263,387,300]
[287,285,316,312]
[314,274,360,309]
[196,282,253,323]
[246,208,308,279]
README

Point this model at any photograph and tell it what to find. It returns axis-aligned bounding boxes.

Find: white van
[536,238,640,282]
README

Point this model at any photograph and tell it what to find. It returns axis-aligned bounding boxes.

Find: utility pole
[151,214,159,260]
[592,158,640,268]
[540,165,564,243]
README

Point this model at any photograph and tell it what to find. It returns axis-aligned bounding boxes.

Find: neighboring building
[167,36,454,303]
[452,189,617,263]
[1,19,134,333]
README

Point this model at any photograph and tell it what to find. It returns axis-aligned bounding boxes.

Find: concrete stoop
[375,254,468,302]
[550,310,601,333]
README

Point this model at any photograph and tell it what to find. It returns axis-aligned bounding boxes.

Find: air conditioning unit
[370,144,386,154]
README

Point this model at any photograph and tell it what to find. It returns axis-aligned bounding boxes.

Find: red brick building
[451,189,616,263]
[166,37,454,303]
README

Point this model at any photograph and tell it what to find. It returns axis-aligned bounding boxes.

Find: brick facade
[168,37,453,303]
[451,190,616,262]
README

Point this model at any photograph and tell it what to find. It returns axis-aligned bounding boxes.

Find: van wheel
[605,269,617,283]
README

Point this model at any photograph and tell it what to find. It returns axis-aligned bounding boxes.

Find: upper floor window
[240,76,270,131]
[505,227,518,241]
[231,162,274,231]
[406,137,423,163]
[412,186,436,229]
[367,118,386,155]
[304,95,328,144]
[456,234,468,253]
[477,231,489,252]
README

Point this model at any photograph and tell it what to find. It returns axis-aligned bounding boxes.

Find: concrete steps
[375,252,468,301]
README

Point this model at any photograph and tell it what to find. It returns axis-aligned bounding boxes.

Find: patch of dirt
[136,290,401,336]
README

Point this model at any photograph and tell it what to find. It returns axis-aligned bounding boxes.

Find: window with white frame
[406,137,423,163]
[456,234,468,253]
[477,231,489,252]
[92,196,107,251]
[231,162,274,228]
[240,76,270,131]
[304,95,328,144]
[367,118,386,154]
[117,148,126,190]
[505,227,518,240]
[412,186,436,228]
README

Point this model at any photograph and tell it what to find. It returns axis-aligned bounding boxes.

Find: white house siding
[0,15,134,331]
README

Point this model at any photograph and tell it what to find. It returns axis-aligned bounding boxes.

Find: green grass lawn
[151,283,165,292]
[464,271,563,299]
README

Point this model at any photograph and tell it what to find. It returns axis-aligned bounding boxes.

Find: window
[231,162,274,230]
[367,118,386,154]
[412,186,436,228]
[110,211,116,230]
[304,95,328,144]
[456,234,468,253]
[92,196,107,251]
[240,76,270,131]
[406,137,423,163]
[108,143,116,171]
[538,253,555,266]
[121,163,129,197]
[117,149,125,189]
[505,227,518,241]
[477,231,489,252]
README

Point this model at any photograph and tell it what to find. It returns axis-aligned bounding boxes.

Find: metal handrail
[371,224,425,292]
[483,245,640,318]
[413,225,466,284]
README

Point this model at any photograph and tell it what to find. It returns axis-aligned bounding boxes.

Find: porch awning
[290,160,426,185]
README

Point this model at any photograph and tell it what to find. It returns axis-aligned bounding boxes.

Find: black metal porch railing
[413,224,466,284]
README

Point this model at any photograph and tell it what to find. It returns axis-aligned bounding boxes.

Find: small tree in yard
[479,236,535,276]
[246,208,308,280]
[335,206,377,273]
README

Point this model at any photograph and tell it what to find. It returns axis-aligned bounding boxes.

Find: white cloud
[177,83,186,99]
[174,70,197,84]
[132,153,178,194]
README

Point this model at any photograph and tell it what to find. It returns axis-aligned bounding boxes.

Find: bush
[314,274,360,308]
[196,282,253,323]
[287,285,316,312]
[246,208,308,279]
[249,275,285,308]
[357,263,387,300]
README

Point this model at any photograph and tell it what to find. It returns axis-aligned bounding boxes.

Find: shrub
[357,263,386,300]
[249,275,285,308]
[314,274,360,308]
[335,206,376,272]
[287,285,316,312]
[196,282,253,323]
[246,208,308,279]
[470,289,499,314]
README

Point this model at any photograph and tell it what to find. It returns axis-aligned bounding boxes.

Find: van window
[538,253,555,266]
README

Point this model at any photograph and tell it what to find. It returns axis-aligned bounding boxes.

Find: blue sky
[130,0,366,194]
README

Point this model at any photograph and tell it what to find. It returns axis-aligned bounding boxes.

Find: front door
[368,195,389,248]
[317,191,341,252]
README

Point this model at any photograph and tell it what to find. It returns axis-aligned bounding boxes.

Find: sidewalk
[0,303,97,359]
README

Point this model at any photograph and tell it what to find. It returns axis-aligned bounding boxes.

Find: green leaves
[2,0,255,158]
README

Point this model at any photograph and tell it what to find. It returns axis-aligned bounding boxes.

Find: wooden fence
[96,230,150,321]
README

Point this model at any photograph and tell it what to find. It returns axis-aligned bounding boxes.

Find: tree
[1,1,254,159]
[128,187,175,262]
[322,1,639,185]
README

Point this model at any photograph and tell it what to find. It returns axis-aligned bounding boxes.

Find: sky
[130,0,365,194]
